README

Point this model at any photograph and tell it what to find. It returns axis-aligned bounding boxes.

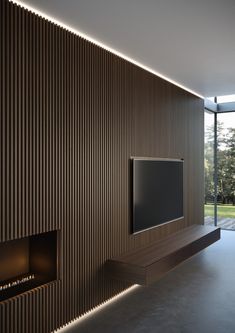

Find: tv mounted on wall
[132,157,184,234]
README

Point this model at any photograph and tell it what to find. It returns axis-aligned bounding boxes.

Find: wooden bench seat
[106,225,220,285]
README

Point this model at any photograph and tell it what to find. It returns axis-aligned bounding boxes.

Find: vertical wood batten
[0,1,204,332]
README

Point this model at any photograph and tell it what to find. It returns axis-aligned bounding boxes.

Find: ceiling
[16,0,235,98]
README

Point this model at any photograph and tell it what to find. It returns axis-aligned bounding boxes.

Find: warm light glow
[0,274,35,291]
[55,285,140,332]
[9,0,204,100]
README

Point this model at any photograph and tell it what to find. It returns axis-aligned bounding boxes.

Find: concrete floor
[60,230,235,333]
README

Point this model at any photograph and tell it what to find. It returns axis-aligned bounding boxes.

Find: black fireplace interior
[0,231,58,302]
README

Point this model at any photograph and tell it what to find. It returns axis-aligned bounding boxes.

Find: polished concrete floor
[60,230,235,333]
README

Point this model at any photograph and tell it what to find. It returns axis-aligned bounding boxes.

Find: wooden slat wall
[0,1,204,332]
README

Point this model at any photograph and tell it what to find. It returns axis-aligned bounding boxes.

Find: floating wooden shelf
[106,225,220,285]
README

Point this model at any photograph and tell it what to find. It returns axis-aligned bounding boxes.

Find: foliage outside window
[205,116,235,205]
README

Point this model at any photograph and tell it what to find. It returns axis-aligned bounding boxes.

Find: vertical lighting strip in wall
[9,0,204,99]
[54,285,140,332]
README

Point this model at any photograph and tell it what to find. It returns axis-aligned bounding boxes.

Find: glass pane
[216,112,235,229]
[204,111,215,226]
[217,95,235,103]
[207,97,216,102]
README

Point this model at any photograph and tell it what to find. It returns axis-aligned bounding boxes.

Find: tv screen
[132,158,183,234]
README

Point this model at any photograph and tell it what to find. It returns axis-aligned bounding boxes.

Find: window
[204,108,235,230]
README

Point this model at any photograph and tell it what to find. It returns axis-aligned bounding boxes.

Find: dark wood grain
[0,0,204,332]
[106,225,220,285]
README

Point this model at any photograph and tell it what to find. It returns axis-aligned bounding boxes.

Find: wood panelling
[0,1,204,332]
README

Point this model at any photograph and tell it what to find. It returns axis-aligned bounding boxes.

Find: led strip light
[55,285,139,332]
[9,0,204,99]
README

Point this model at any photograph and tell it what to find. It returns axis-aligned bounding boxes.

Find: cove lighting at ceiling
[55,285,140,332]
[9,0,204,100]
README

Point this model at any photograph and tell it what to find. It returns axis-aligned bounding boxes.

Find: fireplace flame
[0,274,35,291]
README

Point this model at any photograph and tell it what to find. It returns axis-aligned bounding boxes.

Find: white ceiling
[17,0,235,98]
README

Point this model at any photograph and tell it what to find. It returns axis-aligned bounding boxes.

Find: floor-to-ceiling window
[204,111,215,226]
[204,104,235,230]
[216,112,235,229]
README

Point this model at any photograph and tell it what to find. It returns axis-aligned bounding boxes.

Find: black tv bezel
[131,157,184,235]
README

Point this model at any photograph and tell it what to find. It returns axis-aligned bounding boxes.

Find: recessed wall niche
[0,231,58,302]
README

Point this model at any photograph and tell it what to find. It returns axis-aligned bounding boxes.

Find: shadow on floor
[58,231,235,333]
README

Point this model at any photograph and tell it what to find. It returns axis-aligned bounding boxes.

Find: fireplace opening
[0,231,58,302]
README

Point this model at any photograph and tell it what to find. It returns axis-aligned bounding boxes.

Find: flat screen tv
[132,158,183,234]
